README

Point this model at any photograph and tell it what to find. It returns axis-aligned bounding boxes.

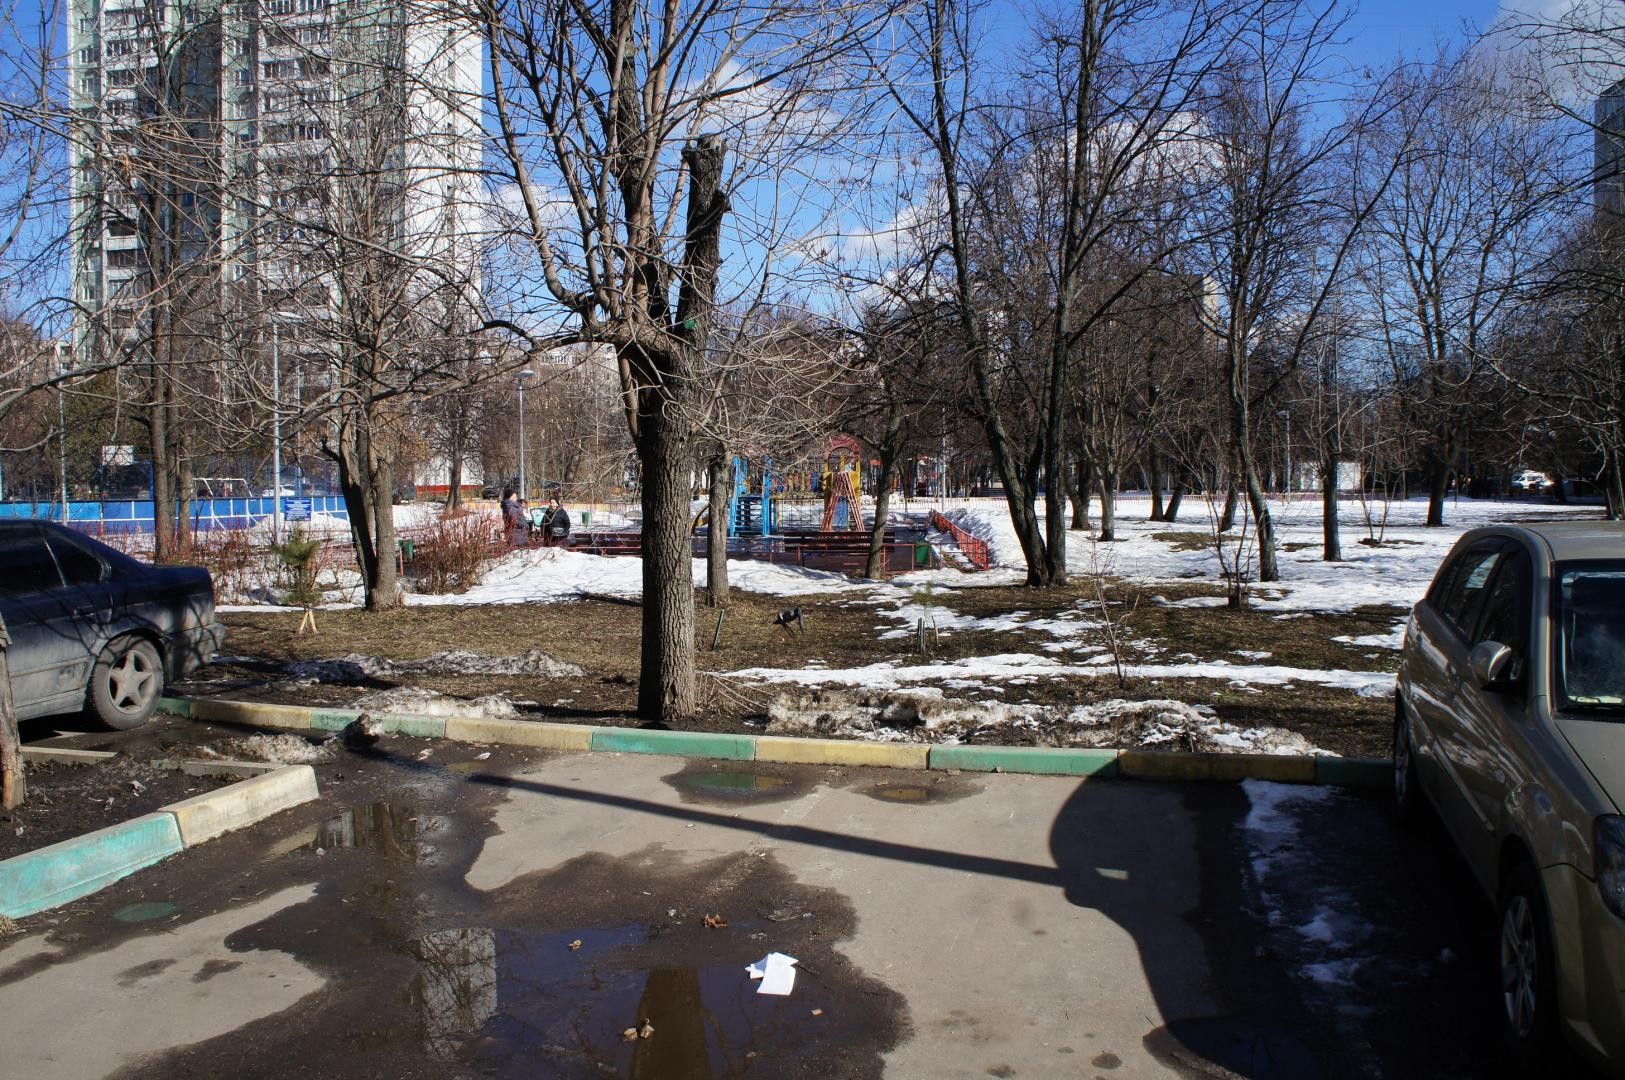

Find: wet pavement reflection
[668,769,797,803]
[414,921,848,1078]
[267,801,422,858]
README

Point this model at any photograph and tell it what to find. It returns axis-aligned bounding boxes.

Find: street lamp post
[517,369,535,499]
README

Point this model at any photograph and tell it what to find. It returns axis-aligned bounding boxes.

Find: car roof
[1491,520,1625,563]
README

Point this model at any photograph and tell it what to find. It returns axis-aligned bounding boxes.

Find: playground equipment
[692,456,781,537]
[820,438,865,532]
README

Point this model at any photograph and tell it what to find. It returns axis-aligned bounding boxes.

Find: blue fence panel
[0,498,347,533]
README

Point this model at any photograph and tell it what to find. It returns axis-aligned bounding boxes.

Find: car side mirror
[1469,640,1517,691]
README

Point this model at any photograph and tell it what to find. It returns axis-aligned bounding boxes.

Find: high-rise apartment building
[1597,77,1625,219]
[68,0,483,362]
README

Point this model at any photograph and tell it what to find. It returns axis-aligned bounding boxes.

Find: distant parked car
[1510,470,1550,494]
[1395,522,1625,1076]
[0,521,225,729]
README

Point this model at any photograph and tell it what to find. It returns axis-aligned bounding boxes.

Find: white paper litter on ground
[745,952,798,995]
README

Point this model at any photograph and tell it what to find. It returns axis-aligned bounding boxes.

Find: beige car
[1396,522,1625,1076]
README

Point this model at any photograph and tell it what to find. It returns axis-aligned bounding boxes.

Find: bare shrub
[408,513,501,595]
[188,527,263,602]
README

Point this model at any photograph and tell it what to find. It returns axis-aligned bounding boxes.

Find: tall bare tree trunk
[0,618,22,811]
[637,398,696,721]
[368,445,399,611]
[1425,451,1451,528]
[1321,432,1342,563]
[447,445,465,514]
[1165,466,1185,522]
[1219,484,1239,532]
[629,134,728,724]
[1606,448,1624,521]
[1097,466,1117,542]
[865,434,901,580]
[705,448,729,606]
[1069,457,1093,531]
[1149,448,1165,522]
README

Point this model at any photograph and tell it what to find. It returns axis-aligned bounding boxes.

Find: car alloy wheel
[1501,893,1539,1038]
[90,637,163,730]
[1496,861,1557,1063]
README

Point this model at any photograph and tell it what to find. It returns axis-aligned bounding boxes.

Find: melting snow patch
[1333,623,1408,650]
[349,687,519,719]
[203,733,336,765]
[1301,958,1363,989]
[763,692,1325,752]
[287,649,582,683]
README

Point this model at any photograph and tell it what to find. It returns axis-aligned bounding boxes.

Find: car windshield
[1556,563,1625,715]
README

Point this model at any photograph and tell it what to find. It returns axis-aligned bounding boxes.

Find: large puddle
[668,769,797,803]
[267,801,423,858]
[416,922,852,1077]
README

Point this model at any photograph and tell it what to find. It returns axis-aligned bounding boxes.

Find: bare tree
[1354,49,1566,527]
[480,0,888,721]
[246,0,486,609]
[880,0,1250,587]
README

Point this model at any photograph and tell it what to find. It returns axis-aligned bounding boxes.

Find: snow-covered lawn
[210,493,1602,754]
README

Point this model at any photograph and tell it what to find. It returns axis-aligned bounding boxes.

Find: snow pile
[395,649,583,678]
[286,648,582,683]
[205,733,336,764]
[763,690,1325,753]
[1056,699,1323,756]
[287,653,392,682]
[349,687,519,719]
[766,687,1034,740]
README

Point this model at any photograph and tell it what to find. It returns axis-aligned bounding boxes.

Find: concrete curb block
[591,727,756,761]
[192,698,313,730]
[153,758,284,779]
[757,736,928,770]
[1314,756,1393,788]
[446,717,592,750]
[159,765,320,847]
[158,697,1392,789]
[929,745,1119,776]
[0,813,184,919]
[1119,750,1318,784]
[20,747,118,766]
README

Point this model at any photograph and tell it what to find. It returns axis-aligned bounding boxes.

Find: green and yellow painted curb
[156,696,1392,789]
[0,762,319,920]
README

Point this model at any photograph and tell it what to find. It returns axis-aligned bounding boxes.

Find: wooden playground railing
[928,510,991,571]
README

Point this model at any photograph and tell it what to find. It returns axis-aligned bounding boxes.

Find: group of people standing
[501,488,571,548]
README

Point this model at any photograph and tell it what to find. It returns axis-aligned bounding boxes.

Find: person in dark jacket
[541,494,571,546]
[500,487,527,547]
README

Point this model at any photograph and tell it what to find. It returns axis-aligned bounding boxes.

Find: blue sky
[0,0,1513,330]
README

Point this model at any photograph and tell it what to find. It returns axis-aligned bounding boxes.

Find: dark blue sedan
[0,521,225,729]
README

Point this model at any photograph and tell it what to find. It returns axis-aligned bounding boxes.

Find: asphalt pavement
[0,737,1567,1079]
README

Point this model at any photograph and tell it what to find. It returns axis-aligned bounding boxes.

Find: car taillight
[1595,816,1625,919]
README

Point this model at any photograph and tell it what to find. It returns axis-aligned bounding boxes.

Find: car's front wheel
[1499,860,1559,1064]
[89,636,163,730]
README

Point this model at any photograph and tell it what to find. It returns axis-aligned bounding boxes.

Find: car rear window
[0,531,64,596]
[47,534,105,585]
